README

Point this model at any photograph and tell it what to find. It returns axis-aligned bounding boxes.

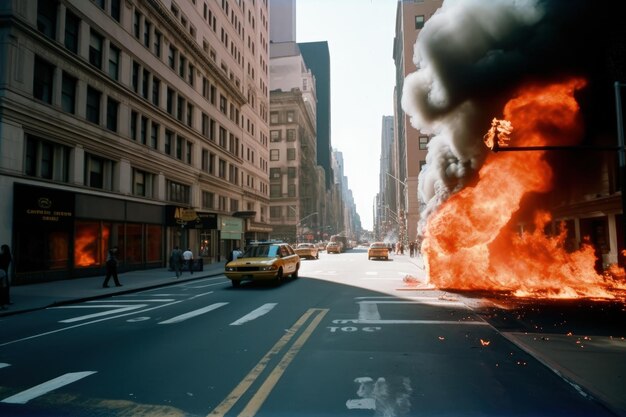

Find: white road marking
[54,305,148,323]
[356,319,488,325]
[1,371,97,404]
[158,302,228,324]
[0,363,10,369]
[230,303,277,326]
[359,300,469,308]
[189,291,214,299]
[358,302,381,321]
[365,272,378,275]
[87,299,175,303]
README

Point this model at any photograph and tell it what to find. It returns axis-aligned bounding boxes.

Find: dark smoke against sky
[401,0,626,237]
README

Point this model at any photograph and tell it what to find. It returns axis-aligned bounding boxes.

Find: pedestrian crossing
[0,371,97,404]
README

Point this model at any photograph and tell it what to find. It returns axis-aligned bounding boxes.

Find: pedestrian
[183,248,194,274]
[232,247,243,261]
[170,246,183,278]
[102,246,122,288]
[409,241,415,258]
[0,244,12,307]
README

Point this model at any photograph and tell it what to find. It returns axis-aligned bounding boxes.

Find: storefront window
[126,223,143,264]
[75,221,108,267]
[146,224,162,262]
[199,231,211,257]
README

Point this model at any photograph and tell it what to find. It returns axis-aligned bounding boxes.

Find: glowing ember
[422,78,620,299]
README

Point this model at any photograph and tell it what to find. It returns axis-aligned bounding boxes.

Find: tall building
[0,0,270,284]
[392,0,442,245]
[377,115,396,240]
[299,42,333,189]
[268,41,321,243]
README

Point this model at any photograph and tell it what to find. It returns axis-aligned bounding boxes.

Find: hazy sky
[296,0,398,231]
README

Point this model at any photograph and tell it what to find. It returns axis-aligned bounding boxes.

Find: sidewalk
[400,253,626,417]
[0,261,226,317]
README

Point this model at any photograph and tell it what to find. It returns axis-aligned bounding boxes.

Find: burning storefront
[13,183,164,284]
[401,0,626,299]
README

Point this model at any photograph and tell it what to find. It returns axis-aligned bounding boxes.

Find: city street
[0,249,618,416]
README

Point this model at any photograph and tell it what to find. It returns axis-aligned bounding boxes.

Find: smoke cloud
[401,0,612,237]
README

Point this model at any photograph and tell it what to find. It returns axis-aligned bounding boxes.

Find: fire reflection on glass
[74,222,110,267]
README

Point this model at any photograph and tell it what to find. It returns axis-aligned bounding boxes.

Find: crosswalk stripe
[230,303,277,326]
[158,302,228,324]
[1,371,96,404]
[0,363,10,369]
[55,304,149,323]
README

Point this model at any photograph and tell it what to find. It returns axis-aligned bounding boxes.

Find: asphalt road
[0,248,616,416]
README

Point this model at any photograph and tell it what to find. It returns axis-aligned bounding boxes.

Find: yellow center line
[237,308,328,417]
[207,308,326,417]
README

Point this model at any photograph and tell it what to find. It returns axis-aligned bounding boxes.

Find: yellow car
[326,242,341,254]
[294,243,319,260]
[224,242,300,287]
[368,242,389,260]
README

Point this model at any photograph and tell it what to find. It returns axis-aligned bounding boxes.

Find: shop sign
[13,183,74,225]
[165,206,217,229]
[220,216,243,240]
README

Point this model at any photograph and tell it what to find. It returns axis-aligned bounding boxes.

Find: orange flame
[423,78,619,299]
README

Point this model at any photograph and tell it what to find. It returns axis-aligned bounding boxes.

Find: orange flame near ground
[422,78,620,299]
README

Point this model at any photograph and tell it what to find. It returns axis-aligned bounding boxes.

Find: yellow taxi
[368,242,389,260]
[326,242,341,254]
[294,243,319,260]
[224,242,300,287]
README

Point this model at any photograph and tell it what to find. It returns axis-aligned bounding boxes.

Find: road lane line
[238,309,328,417]
[86,299,175,303]
[189,291,215,299]
[158,303,228,324]
[1,371,96,404]
[230,303,277,326]
[356,319,488,325]
[358,302,381,321]
[207,308,320,417]
[0,363,10,369]
[54,305,148,323]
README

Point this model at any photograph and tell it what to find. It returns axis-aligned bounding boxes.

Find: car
[224,242,300,287]
[294,243,319,260]
[326,242,341,254]
[316,242,327,252]
[368,242,389,260]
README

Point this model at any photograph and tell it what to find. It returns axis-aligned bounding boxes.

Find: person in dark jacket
[0,244,12,308]
[170,246,183,278]
[102,246,122,288]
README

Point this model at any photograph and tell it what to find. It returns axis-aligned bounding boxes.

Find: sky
[295,0,398,231]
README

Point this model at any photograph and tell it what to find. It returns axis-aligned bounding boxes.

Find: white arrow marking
[230,303,277,326]
[55,305,148,323]
[158,303,228,324]
[1,371,96,404]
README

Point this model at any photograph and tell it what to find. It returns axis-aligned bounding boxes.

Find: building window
[287,148,296,160]
[270,130,281,142]
[152,77,160,106]
[165,130,173,155]
[25,135,70,182]
[270,184,281,198]
[270,111,278,124]
[186,141,192,164]
[106,98,119,132]
[168,46,177,69]
[419,135,429,150]
[219,127,227,148]
[142,68,150,99]
[61,72,77,113]
[230,199,239,212]
[270,206,281,219]
[218,159,226,179]
[288,167,296,179]
[132,61,140,92]
[186,103,193,127]
[270,149,279,161]
[202,191,214,209]
[143,19,151,47]
[140,116,148,145]
[288,184,296,197]
[286,111,294,123]
[151,122,159,149]
[286,129,296,141]
[166,88,174,114]
[89,30,104,69]
[86,87,101,124]
[33,56,54,104]
[108,44,120,80]
[154,30,162,57]
[37,0,57,39]
[133,10,141,38]
[269,168,280,179]
[133,168,153,197]
[64,10,80,53]
[415,15,425,29]
[110,0,121,21]
[176,136,183,160]
[218,196,227,211]
[167,180,190,204]
[177,96,184,121]
[219,95,227,113]
[85,153,114,190]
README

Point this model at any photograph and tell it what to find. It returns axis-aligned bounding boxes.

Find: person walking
[0,244,12,307]
[183,248,194,274]
[170,246,183,278]
[102,246,122,288]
